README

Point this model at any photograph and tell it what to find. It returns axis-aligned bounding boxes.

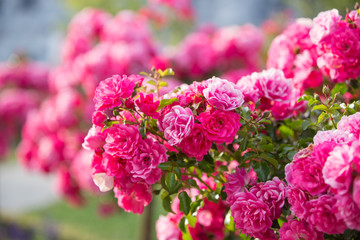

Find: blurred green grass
[1,194,166,240]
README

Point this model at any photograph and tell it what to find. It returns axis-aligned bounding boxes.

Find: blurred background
[0,0,356,239]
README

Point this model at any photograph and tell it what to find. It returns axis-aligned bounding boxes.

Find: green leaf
[139,71,149,76]
[147,80,156,86]
[317,112,327,124]
[259,153,279,168]
[331,82,347,97]
[166,173,179,195]
[163,68,175,76]
[190,199,202,214]
[301,120,313,130]
[179,217,186,233]
[279,125,294,139]
[297,95,312,102]
[157,98,179,111]
[312,104,328,112]
[159,81,168,87]
[174,167,182,180]
[186,179,198,188]
[158,162,173,171]
[162,195,174,213]
[252,161,271,182]
[186,215,197,228]
[198,155,215,173]
[160,174,168,192]
[179,191,191,215]
[139,121,147,139]
[220,186,227,200]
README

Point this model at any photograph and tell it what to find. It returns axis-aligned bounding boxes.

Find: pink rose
[224,167,257,205]
[127,138,168,185]
[156,215,182,240]
[161,105,194,146]
[254,68,293,102]
[94,74,143,111]
[197,109,241,144]
[83,125,106,151]
[135,93,160,119]
[323,142,359,194]
[101,153,125,178]
[313,129,354,145]
[337,112,360,138]
[310,9,341,44]
[249,177,286,219]
[203,77,244,111]
[103,124,141,159]
[279,218,324,240]
[305,195,347,234]
[236,74,260,102]
[335,194,360,231]
[178,123,212,161]
[114,182,152,214]
[286,145,329,195]
[353,176,360,209]
[230,190,272,236]
[286,186,309,219]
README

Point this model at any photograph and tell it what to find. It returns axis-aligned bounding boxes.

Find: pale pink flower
[83,125,106,151]
[156,215,182,240]
[236,74,260,102]
[93,173,114,192]
[203,77,244,111]
[310,9,341,44]
[197,109,241,144]
[161,105,194,146]
[323,141,360,194]
[313,129,354,145]
[254,68,293,102]
[337,112,360,138]
[335,193,360,231]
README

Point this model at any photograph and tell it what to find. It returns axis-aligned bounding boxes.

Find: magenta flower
[103,124,141,159]
[305,195,347,234]
[127,138,168,185]
[337,112,360,138]
[179,123,212,161]
[156,215,182,240]
[286,186,309,219]
[249,177,286,219]
[335,194,360,231]
[230,190,272,235]
[279,218,324,240]
[224,167,257,204]
[161,105,194,146]
[197,109,241,144]
[94,74,143,111]
[135,93,160,119]
[203,77,244,111]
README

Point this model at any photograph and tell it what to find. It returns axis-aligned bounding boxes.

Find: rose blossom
[197,109,241,144]
[337,112,360,138]
[305,195,347,234]
[309,9,341,44]
[353,176,360,209]
[161,105,194,146]
[94,74,143,111]
[103,124,141,159]
[127,138,168,185]
[279,218,324,240]
[230,190,272,236]
[93,172,114,192]
[253,68,293,102]
[236,74,260,102]
[203,77,244,111]
[313,129,354,145]
[156,215,182,240]
[335,193,360,231]
[285,145,329,195]
[224,167,257,204]
[286,186,309,219]
[323,141,360,194]
[178,123,212,161]
[249,177,286,219]
[135,93,160,119]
